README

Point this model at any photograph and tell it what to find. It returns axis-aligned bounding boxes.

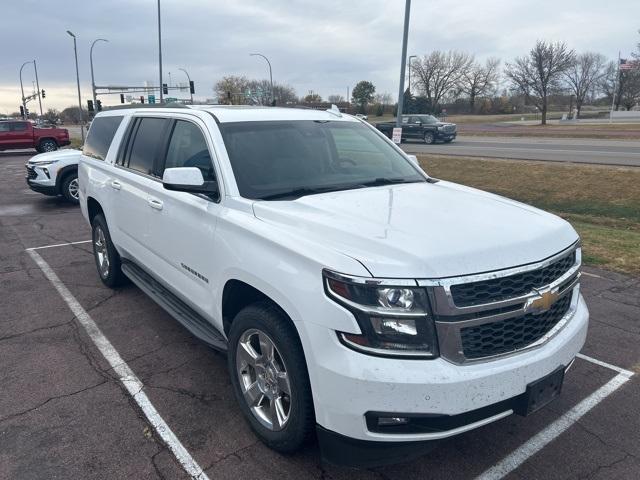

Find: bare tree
[505,41,575,124]
[619,70,640,110]
[328,94,345,103]
[412,50,474,111]
[214,75,250,104]
[563,52,606,118]
[459,57,500,112]
[600,61,622,110]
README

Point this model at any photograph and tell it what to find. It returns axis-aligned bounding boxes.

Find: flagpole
[609,51,620,123]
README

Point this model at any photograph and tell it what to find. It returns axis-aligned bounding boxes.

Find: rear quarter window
[83,116,124,161]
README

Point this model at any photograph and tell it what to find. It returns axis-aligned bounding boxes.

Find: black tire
[443,139,453,143]
[424,131,435,144]
[39,139,58,152]
[91,214,127,288]
[61,172,79,204]
[228,301,315,453]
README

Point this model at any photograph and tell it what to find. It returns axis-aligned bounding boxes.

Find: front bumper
[306,294,588,448]
[436,130,456,141]
[25,166,57,196]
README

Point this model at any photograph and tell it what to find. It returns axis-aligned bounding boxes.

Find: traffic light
[19,105,24,117]
[162,83,168,95]
[96,100,102,112]
[120,94,125,104]
[25,107,29,116]
[41,89,46,98]
[87,100,94,112]
[140,96,145,104]
[189,81,195,94]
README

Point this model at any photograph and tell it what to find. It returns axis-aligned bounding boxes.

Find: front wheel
[424,131,435,144]
[61,173,79,204]
[228,302,314,453]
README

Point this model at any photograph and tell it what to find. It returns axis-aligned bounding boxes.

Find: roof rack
[104,102,190,111]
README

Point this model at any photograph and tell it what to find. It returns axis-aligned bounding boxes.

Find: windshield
[417,115,439,124]
[219,120,426,200]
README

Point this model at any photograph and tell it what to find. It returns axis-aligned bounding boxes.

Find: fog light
[42,168,50,178]
[378,416,409,426]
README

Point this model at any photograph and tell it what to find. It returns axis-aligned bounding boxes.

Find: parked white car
[26,149,82,203]
[355,113,368,120]
[79,106,588,466]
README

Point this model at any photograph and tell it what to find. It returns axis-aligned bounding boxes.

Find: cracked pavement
[1,153,639,479]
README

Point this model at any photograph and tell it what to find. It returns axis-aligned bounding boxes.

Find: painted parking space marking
[27,247,210,480]
[26,239,92,251]
[475,355,634,480]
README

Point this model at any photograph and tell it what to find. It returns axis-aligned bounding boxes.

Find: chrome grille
[450,252,575,307]
[460,294,572,359]
[420,244,581,364]
[26,166,37,179]
[443,124,456,133]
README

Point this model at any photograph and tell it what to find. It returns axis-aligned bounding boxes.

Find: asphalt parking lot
[1,152,639,480]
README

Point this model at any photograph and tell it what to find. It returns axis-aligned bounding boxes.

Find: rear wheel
[39,139,58,152]
[91,214,127,288]
[228,302,314,453]
[61,172,79,204]
[423,131,435,144]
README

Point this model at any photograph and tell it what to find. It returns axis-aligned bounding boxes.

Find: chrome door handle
[110,180,121,190]
[148,199,163,210]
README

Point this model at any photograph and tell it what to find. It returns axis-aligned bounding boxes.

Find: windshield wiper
[260,185,352,200]
[358,177,424,187]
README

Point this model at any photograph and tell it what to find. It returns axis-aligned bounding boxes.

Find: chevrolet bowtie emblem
[525,289,559,314]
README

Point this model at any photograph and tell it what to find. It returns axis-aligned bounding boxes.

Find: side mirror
[162,167,218,196]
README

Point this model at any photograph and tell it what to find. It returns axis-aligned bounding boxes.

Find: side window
[0,123,10,132]
[127,117,168,175]
[10,122,28,131]
[401,116,409,124]
[83,116,123,161]
[162,120,215,181]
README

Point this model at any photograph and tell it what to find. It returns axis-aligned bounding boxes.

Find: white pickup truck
[79,105,588,466]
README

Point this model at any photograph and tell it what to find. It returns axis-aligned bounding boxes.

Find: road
[2,152,639,479]
[402,136,640,167]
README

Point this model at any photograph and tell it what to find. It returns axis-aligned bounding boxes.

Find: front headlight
[323,270,438,358]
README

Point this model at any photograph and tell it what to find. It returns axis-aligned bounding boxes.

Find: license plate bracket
[516,366,565,416]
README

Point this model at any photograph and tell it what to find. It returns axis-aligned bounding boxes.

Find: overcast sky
[1,0,638,114]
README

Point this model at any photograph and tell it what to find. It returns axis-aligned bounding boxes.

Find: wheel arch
[86,196,104,225]
[55,164,78,194]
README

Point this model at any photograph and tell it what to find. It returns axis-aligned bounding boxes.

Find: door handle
[110,180,121,190]
[148,198,163,210]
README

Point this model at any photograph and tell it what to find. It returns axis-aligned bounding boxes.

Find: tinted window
[10,122,28,131]
[219,121,424,200]
[163,121,215,181]
[0,123,10,132]
[127,117,167,175]
[83,116,123,161]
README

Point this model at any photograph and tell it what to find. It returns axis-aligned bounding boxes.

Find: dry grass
[418,154,640,275]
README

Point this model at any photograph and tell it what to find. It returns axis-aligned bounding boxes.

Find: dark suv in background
[375,115,457,144]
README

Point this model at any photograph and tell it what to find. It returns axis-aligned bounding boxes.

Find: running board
[121,261,228,351]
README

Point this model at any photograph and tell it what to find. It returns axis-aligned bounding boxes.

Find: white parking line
[475,355,634,480]
[26,239,92,251]
[27,248,210,480]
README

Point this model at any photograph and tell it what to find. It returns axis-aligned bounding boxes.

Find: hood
[28,149,81,164]
[252,182,578,279]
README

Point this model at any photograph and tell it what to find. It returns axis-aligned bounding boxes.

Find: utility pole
[19,61,31,119]
[250,53,273,105]
[33,60,43,117]
[396,0,411,128]
[178,68,193,104]
[90,38,109,114]
[157,0,163,104]
[67,30,85,142]
[609,51,620,123]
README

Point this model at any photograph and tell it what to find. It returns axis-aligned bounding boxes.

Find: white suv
[79,106,588,466]
[26,149,82,203]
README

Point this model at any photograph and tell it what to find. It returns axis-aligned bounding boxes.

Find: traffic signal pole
[396,0,411,128]
[33,60,43,117]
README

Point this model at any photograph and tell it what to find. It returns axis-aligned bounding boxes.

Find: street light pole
[90,38,109,112]
[407,55,417,95]
[67,30,85,142]
[396,0,411,128]
[19,61,31,119]
[33,60,43,117]
[178,68,193,104]
[249,53,273,105]
[157,0,163,104]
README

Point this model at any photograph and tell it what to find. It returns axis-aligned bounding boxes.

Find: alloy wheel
[94,226,110,278]
[67,178,79,200]
[236,329,292,431]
